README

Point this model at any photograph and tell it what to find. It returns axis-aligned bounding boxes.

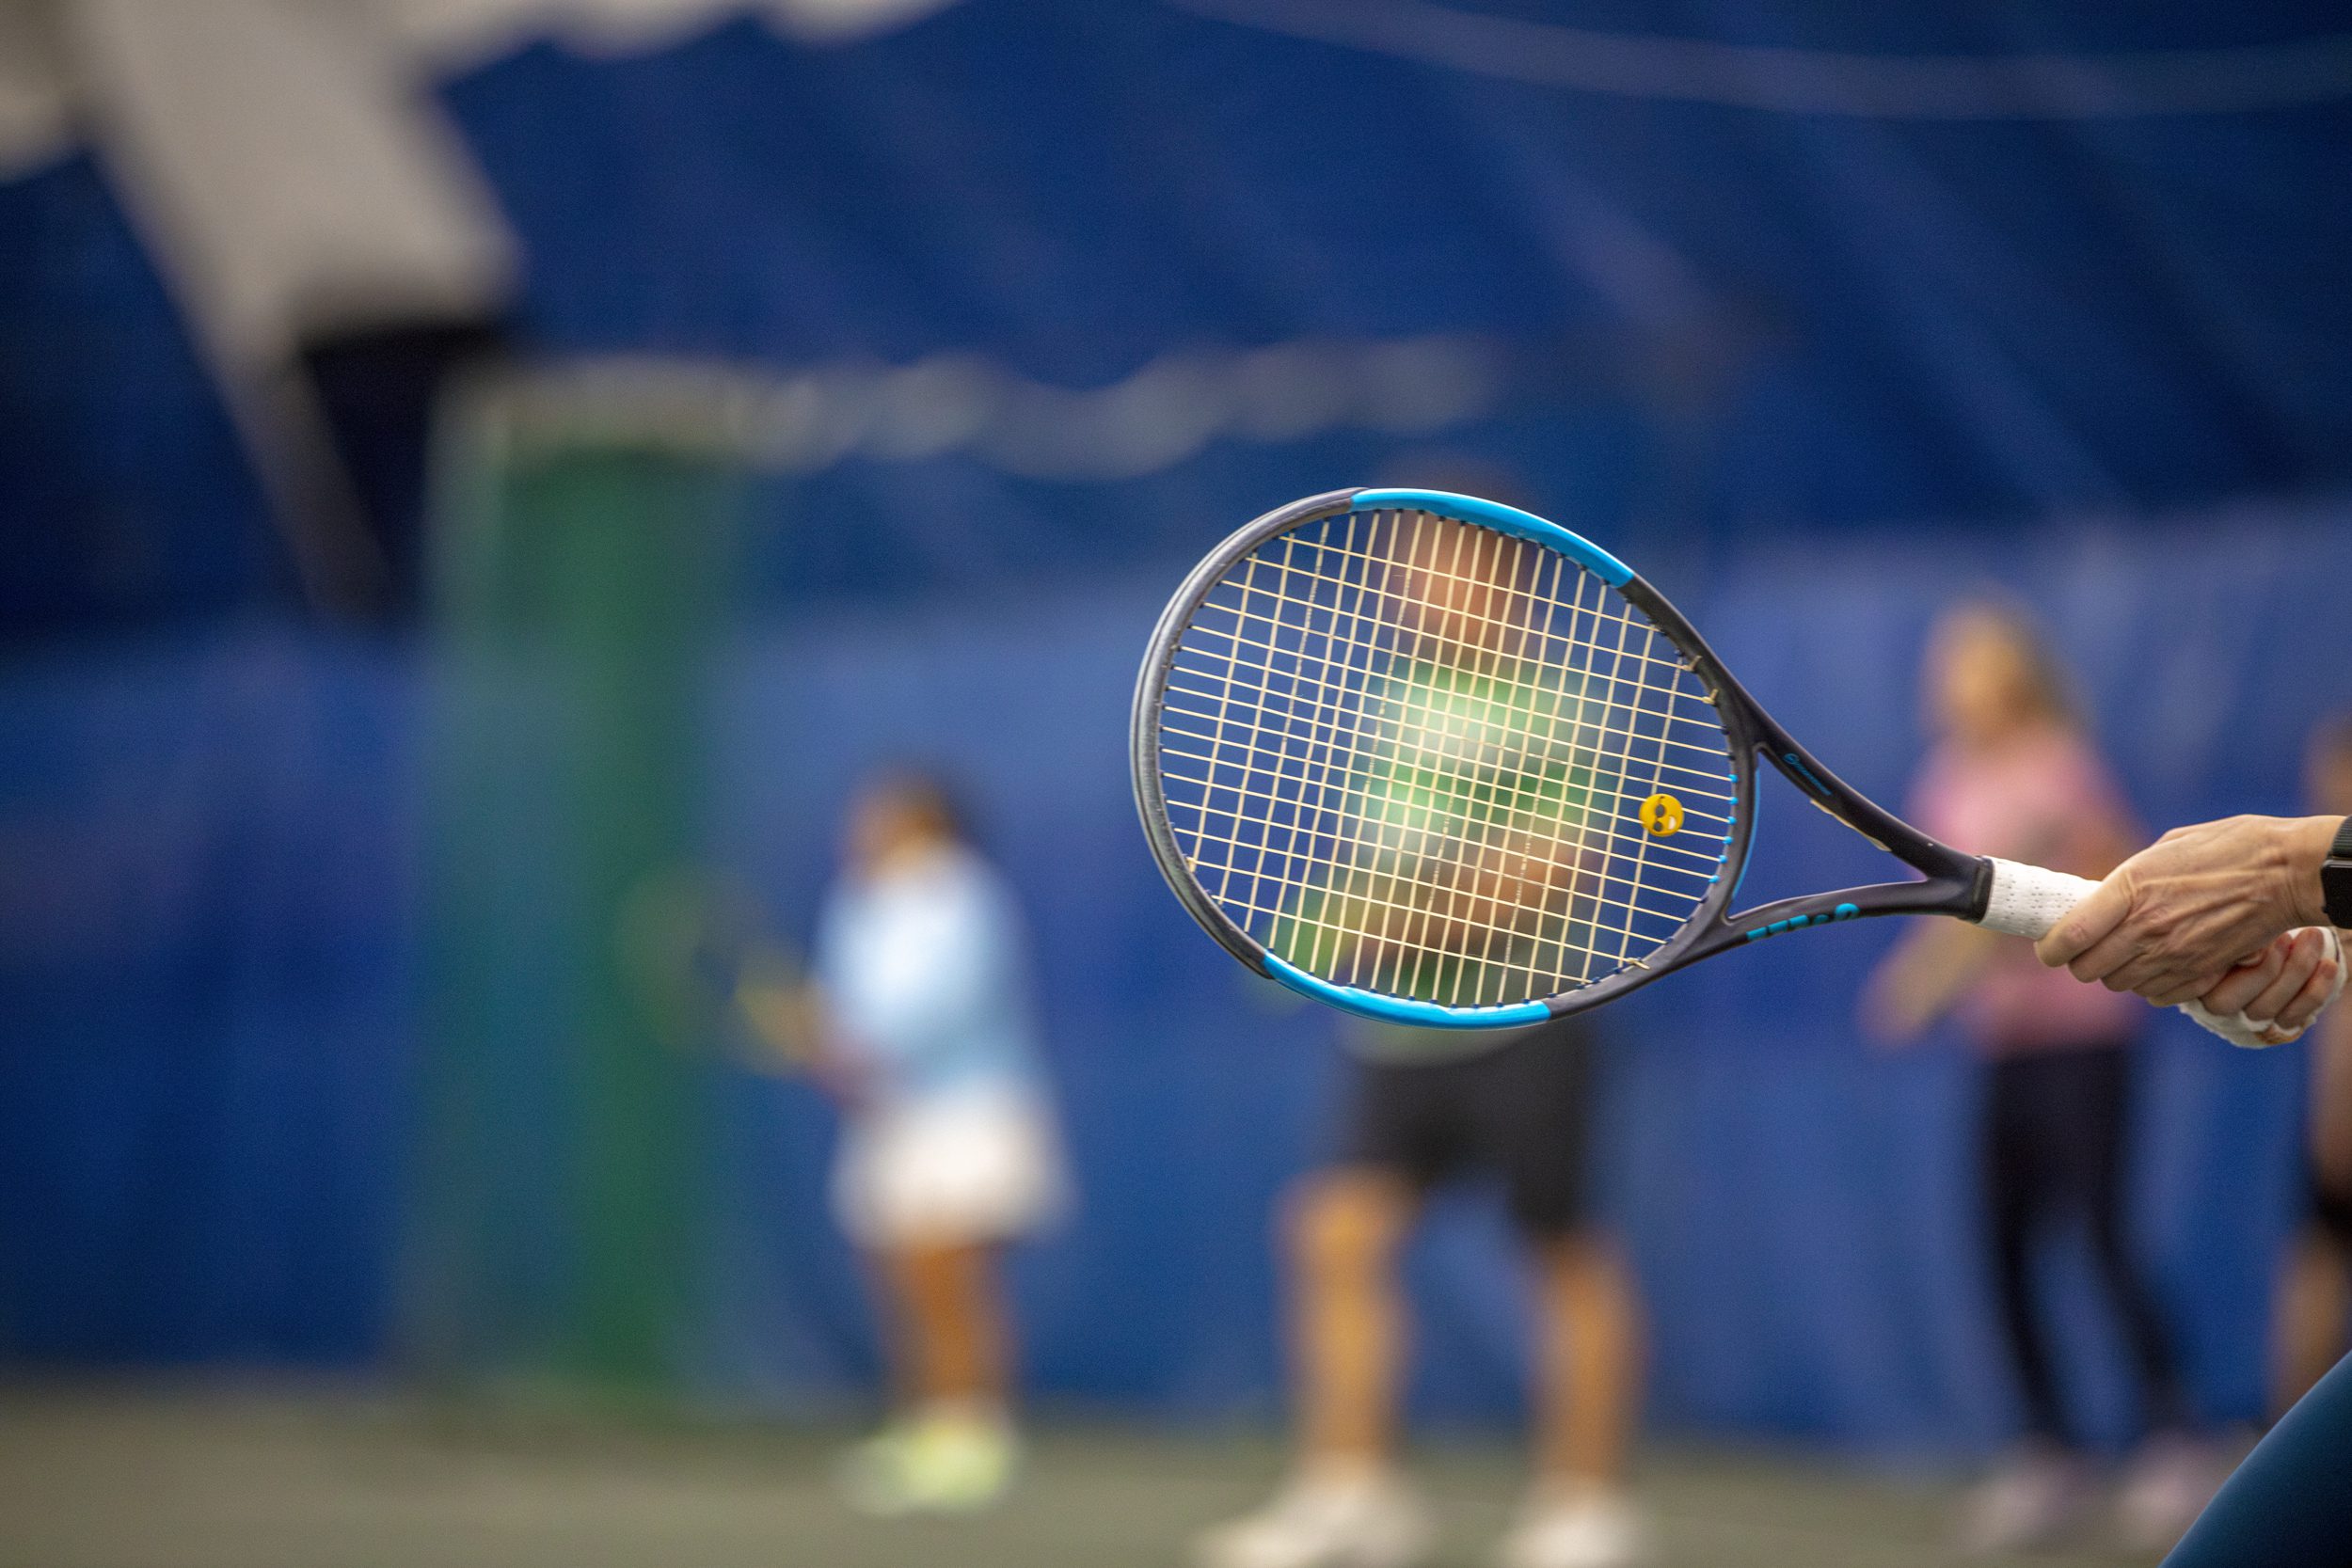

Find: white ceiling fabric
[0,0,962,177]
[0,0,956,607]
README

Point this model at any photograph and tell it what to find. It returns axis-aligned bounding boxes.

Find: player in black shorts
[1196,1014,1647,1568]
[1343,1022,1600,1243]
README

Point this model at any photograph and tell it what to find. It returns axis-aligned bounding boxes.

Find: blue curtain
[5,504,2346,1449]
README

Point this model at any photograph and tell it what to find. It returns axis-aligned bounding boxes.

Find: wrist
[2285,814,2344,928]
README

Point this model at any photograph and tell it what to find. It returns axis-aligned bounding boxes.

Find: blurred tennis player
[1864,604,2216,1553]
[2271,717,2352,1417]
[1199,512,1649,1568]
[743,769,1066,1515]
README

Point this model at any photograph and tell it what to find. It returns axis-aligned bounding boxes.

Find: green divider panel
[405,377,747,1399]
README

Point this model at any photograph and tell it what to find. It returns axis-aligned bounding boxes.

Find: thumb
[2034,871,2131,969]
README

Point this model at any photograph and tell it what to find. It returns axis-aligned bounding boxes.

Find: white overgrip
[1976,858,2099,941]
[1974,858,2307,1050]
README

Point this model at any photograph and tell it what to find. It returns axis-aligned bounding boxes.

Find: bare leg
[875,1238,1010,1413]
[2273,1228,2351,1418]
[1287,1168,1418,1470]
[1194,1167,1432,1566]
[1527,1231,1644,1488]
[843,1239,1020,1515]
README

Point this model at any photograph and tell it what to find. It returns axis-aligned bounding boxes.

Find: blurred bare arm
[737,968,870,1106]
[2313,997,2352,1196]
[1863,811,2131,1046]
[1861,920,1998,1044]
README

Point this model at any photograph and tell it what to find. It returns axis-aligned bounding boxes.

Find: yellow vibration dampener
[1639,792,1684,837]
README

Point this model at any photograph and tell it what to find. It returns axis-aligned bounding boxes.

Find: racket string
[1454,532,1688,1002]
[1165,628,1739,767]
[1159,650,1736,872]
[1164,563,1736,839]
[1169,548,1719,995]
[1168,539,1735,807]
[1173,566,1732,747]
[1157,506,1737,1006]
[1166,517,1716,1002]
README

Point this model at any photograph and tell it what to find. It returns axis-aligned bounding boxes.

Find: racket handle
[1976,858,2314,1050]
[1976,858,2099,942]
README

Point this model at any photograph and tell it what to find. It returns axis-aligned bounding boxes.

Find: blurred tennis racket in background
[615,868,818,1072]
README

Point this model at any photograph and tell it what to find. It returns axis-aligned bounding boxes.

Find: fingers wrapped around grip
[1978,859,2316,1050]
[2184,927,2344,1048]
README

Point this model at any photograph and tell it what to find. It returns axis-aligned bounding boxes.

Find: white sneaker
[2115,1433,2224,1552]
[1955,1444,2096,1555]
[1194,1469,1436,1568]
[1494,1484,1652,1568]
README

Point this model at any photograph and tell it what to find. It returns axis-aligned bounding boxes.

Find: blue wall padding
[3,505,2345,1454]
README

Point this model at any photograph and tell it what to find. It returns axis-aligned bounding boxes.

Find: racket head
[1133,487,1756,1027]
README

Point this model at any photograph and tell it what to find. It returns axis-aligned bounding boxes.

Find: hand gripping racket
[1130,488,2329,1046]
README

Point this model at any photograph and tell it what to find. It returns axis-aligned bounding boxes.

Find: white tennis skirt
[832,1085,1070,1248]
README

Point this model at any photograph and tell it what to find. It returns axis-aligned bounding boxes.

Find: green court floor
[0,1387,2165,1568]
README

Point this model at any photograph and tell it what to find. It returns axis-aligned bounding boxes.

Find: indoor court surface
[0,1386,2162,1568]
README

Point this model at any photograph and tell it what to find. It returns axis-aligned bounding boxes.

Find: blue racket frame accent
[1262,955,1551,1028]
[1350,488,1634,586]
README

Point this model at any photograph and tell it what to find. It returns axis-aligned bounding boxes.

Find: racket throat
[1803,790,1888,851]
[1718,871,1984,948]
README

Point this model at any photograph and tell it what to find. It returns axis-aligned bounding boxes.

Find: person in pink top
[1865,602,2214,1555]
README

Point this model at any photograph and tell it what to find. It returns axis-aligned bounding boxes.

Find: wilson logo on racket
[1746,903,1862,942]
[1129,485,2296,1046]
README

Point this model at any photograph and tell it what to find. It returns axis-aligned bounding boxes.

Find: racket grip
[1975,858,2302,1051]
[1975,858,2098,941]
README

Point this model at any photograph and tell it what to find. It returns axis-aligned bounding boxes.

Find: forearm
[738,981,809,1054]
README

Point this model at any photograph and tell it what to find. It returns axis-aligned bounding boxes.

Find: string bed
[1155,506,1738,1008]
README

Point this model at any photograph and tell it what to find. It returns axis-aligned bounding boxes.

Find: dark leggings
[1984,1046,2186,1445]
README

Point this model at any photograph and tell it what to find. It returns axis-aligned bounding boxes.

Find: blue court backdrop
[7,1,2352,1456]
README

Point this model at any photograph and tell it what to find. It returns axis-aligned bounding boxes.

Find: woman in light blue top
[815,793,1045,1111]
[803,770,1065,1516]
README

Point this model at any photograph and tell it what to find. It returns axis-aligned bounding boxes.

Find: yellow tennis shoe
[836,1407,1020,1516]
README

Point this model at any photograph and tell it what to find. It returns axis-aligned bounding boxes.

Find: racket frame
[1133,487,1992,1026]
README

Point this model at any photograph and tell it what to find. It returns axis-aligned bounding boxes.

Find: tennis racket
[615,868,816,1069]
[1130,487,2324,1047]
